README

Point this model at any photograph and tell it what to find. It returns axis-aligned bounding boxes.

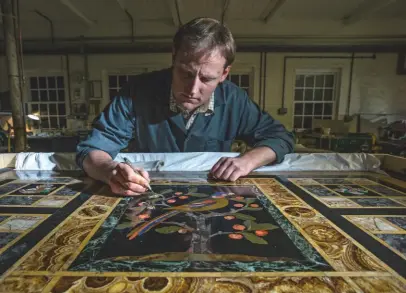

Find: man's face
[172,48,231,112]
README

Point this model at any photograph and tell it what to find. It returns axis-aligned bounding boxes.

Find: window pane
[230,75,239,85]
[314,116,322,120]
[109,90,118,101]
[304,103,313,115]
[324,116,332,120]
[58,104,66,115]
[41,117,49,129]
[294,89,304,101]
[325,75,334,87]
[31,90,39,101]
[294,103,303,115]
[303,117,312,129]
[314,89,323,101]
[240,75,249,87]
[304,89,313,101]
[295,75,304,87]
[314,103,323,115]
[59,117,66,128]
[57,76,64,88]
[315,75,324,87]
[58,90,65,101]
[324,89,333,101]
[49,90,57,101]
[108,76,117,87]
[50,117,58,128]
[118,75,127,86]
[49,104,57,115]
[31,104,39,112]
[294,116,303,128]
[324,103,333,116]
[38,77,46,88]
[305,75,314,87]
[47,77,56,88]
[40,90,48,101]
[40,104,48,116]
[30,77,38,89]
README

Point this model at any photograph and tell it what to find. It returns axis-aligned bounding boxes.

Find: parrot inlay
[66,184,333,272]
[109,185,291,256]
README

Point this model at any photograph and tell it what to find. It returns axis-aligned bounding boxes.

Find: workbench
[0,152,405,293]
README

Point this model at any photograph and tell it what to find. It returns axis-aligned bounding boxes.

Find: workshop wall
[266,53,406,129]
[0,52,405,131]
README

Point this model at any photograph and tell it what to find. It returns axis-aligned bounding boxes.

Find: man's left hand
[209,157,252,182]
[209,146,277,181]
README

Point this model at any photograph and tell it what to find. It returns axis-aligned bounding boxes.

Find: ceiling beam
[60,0,95,26]
[115,0,126,11]
[259,0,286,23]
[341,0,398,26]
[167,0,183,27]
[221,0,230,24]
[115,0,134,42]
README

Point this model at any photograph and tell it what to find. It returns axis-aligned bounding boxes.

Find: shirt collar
[170,90,215,117]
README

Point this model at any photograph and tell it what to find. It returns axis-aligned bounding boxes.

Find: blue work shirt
[76,68,294,169]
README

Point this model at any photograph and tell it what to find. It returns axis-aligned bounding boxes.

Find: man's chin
[179,100,201,111]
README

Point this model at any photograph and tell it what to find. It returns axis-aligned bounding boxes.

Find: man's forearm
[82,150,118,184]
[240,146,277,172]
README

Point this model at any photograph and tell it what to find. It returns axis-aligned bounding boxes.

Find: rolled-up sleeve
[236,91,294,164]
[76,95,135,169]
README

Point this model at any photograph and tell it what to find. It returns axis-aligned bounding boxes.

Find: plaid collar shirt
[169,91,215,130]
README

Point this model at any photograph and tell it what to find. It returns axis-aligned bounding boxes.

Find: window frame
[25,74,68,130]
[292,69,340,130]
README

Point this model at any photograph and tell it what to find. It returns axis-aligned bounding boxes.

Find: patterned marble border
[0,179,405,293]
[289,178,406,209]
[344,215,406,261]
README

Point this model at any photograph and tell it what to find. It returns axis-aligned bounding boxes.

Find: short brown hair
[173,17,236,68]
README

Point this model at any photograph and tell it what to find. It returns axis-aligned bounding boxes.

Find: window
[293,72,337,129]
[108,74,137,101]
[227,73,251,95]
[27,76,67,129]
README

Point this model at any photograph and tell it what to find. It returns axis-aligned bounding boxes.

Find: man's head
[171,17,236,112]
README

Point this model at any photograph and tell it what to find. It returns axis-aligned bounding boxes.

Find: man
[76,17,294,196]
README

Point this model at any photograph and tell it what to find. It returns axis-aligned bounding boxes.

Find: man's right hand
[107,162,151,196]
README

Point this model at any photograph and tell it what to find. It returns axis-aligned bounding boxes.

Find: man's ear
[220,65,231,83]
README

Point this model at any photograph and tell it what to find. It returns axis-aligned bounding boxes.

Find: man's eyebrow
[200,73,219,80]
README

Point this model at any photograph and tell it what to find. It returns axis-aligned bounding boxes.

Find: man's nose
[186,77,201,96]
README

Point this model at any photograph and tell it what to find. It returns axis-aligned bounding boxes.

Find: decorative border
[0,214,50,255]
[0,178,404,293]
[343,215,406,261]
[289,177,406,209]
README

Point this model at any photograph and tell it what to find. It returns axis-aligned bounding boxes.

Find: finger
[116,163,150,187]
[111,166,148,193]
[113,173,147,193]
[229,169,242,182]
[110,178,145,196]
[220,164,236,181]
[210,157,227,174]
[133,167,150,182]
[213,159,233,179]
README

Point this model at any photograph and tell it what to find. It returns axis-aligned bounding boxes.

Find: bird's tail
[127,210,179,240]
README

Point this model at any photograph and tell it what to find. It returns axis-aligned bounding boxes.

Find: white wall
[264,53,406,129]
[1,52,405,130]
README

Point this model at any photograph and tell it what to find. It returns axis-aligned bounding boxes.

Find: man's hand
[210,157,252,181]
[209,146,277,181]
[108,163,151,196]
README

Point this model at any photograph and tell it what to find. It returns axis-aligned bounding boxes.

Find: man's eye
[201,77,215,83]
